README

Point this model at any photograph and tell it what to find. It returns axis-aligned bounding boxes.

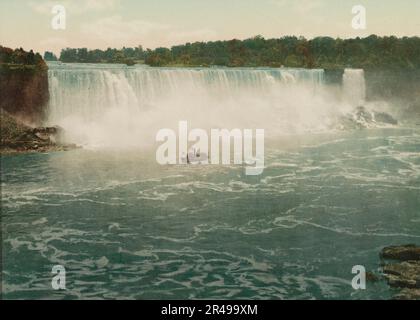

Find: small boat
[181,148,208,164]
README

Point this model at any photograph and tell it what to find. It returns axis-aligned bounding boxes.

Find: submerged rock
[366,271,380,282]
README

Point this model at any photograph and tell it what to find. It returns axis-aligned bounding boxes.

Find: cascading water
[341,68,399,128]
[342,68,366,107]
[47,62,340,148]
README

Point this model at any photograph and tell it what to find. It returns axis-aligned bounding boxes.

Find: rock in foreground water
[383,261,420,288]
[381,244,420,261]
[338,106,399,130]
[381,244,420,300]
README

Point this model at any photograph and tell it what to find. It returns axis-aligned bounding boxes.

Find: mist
[47,63,382,150]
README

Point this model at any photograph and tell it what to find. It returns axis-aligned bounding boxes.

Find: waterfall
[47,63,333,148]
[342,69,366,107]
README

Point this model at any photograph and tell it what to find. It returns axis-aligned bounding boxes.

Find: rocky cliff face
[0,64,49,126]
[0,47,66,153]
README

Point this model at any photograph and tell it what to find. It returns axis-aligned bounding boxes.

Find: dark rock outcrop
[1,111,78,154]
[380,244,420,300]
[383,261,420,289]
[338,106,398,130]
[381,244,420,261]
[394,289,420,300]
[374,111,398,125]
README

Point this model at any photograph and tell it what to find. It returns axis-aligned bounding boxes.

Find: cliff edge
[0,46,49,125]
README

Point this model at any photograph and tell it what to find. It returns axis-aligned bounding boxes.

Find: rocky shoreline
[1,111,79,155]
[380,244,420,300]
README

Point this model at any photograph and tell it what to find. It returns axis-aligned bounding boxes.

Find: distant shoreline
[52,35,420,70]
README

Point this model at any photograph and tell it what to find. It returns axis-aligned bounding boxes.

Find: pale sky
[1,0,419,55]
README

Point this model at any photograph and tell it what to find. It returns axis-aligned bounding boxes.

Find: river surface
[2,128,420,299]
[2,63,420,299]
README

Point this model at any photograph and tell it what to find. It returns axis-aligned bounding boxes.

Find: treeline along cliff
[58,35,420,70]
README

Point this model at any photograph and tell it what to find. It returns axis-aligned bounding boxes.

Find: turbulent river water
[1,63,420,299]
